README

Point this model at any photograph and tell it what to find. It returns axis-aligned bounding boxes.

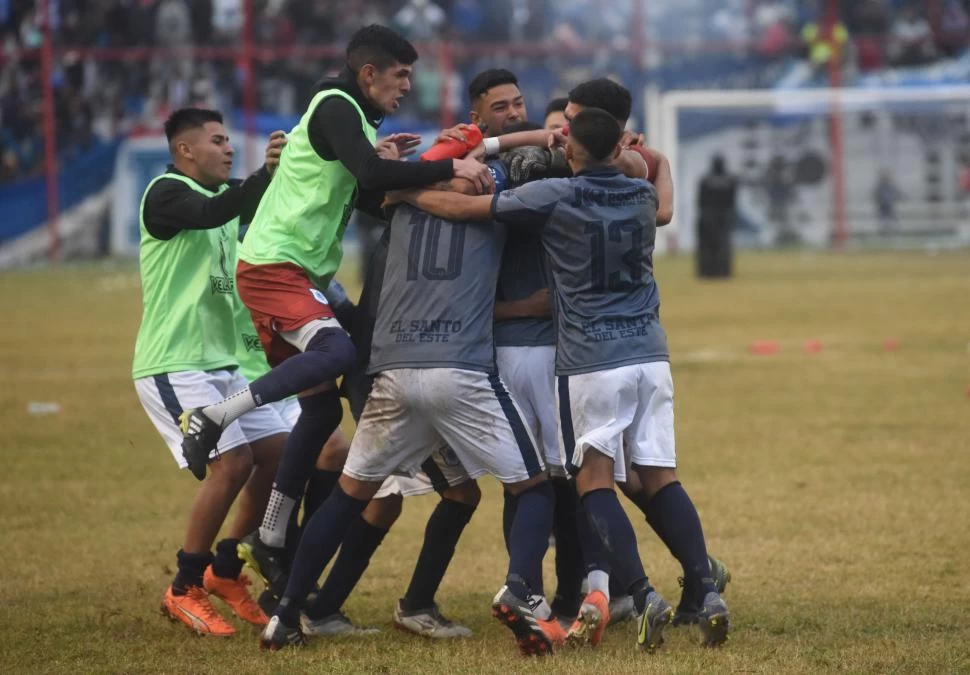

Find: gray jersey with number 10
[368,203,507,374]
[491,166,668,376]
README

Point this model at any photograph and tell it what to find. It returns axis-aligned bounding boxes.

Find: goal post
[647,85,970,254]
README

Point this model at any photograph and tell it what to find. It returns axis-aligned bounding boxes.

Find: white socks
[259,488,296,548]
[587,570,610,601]
[202,387,257,429]
[530,595,553,620]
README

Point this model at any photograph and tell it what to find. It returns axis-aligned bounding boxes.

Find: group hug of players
[131,24,731,657]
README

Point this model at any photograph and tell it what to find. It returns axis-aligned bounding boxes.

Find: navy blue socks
[276,485,368,626]
[640,481,715,597]
[401,498,476,611]
[550,477,584,616]
[248,328,356,405]
[505,481,554,600]
[304,516,389,620]
[580,488,649,597]
[173,549,213,594]
[211,538,243,580]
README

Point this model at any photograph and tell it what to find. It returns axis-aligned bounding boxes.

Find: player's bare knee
[247,432,286,469]
[364,494,403,529]
[575,448,616,496]
[208,445,254,489]
[338,473,382,502]
[503,473,548,496]
[318,428,350,471]
[635,465,678,498]
[442,479,481,508]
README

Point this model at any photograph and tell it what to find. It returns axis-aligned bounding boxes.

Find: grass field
[1,250,969,674]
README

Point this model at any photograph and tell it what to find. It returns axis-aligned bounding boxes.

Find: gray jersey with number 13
[492,166,668,376]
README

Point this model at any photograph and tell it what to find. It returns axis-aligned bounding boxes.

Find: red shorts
[236,261,336,366]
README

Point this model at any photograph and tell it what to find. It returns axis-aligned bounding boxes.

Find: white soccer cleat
[393,600,473,639]
[300,611,380,637]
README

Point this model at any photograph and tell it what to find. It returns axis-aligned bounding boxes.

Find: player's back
[541,167,667,375]
[369,203,506,374]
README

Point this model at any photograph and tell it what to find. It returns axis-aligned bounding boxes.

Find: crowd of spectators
[2,0,969,183]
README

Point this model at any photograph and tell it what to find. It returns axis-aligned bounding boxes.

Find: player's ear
[175,139,193,161]
[359,63,376,86]
[469,109,480,126]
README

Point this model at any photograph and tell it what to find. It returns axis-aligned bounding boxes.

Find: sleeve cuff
[490,192,502,221]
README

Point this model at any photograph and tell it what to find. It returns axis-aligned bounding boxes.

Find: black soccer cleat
[237,536,290,599]
[178,409,223,481]
[259,615,306,650]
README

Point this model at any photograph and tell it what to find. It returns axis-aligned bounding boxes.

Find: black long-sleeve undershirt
[308,96,454,192]
[142,165,271,240]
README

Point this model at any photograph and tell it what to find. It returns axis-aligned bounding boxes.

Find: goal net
[648,85,970,254]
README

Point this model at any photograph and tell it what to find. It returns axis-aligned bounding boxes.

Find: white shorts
[373,445,472,499]
[344,368,545,485]
[134,369,290,470]
[270,397,301,427]
[496,345,564,477]
[557,361,676,482]
[263,392,462,499]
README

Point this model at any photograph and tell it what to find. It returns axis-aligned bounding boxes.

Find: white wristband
[483,137,501,157]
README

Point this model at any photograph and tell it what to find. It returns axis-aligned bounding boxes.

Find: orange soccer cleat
[160,585,236,637]
[203,566,269,627]
[565,590,611,647]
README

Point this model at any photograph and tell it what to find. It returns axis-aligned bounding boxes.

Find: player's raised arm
[652,153,674,225]
[626,145,673,225]
[398,189,494,221]
[310,99,493,194]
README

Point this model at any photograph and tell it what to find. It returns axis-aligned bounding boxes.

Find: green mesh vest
[233,290,270,382]
[238,89,378,288]
[131,173,240,379]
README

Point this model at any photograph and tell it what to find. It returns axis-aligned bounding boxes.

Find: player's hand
[383,190,407,206]
[547,129,568,150]
[264,131,287,176]
[452,157,495,195]
[466,141,486,161]
[435,123,478,145]
[376,139,401,160]
[524,288,552,317]
[380,132,422,158]
[506,146,551,184]
[619,130,646,148]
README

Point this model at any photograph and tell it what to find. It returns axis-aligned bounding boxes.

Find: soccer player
[468,68,527,135]
[564,78,673,223]
[395,107,732,650]
[465,70,587,623]
[132,108,289,637]
[177,25,493,578]
[544,97,569,131]
[260,169,562,656]
[564,78,732,628]
[298,225,479,639]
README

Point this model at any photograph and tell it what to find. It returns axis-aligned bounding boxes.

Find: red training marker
[749,340,780,355]
[803,339,823,354]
